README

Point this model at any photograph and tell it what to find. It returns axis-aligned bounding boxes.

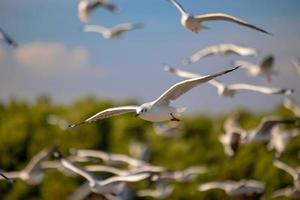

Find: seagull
[198,180,265,197]
[283,98,300,117]
[137,182,174,199]
[268,126,300,157]
[183,43,257,65]
[240,116,297,145]
[78,0,120,22]
[46,114,69,130]
[54,151,151,197]
[152,121,183,138]
[272,187,300,199]
[70,66,239,127]
[273,159,300,190]
[0,27,18,48]
[234,55,277,82]
[0,148,54,185]
[83,23,144,39]
[164,64,293,97]
[167,0,270,34]
[72,149,147,168]
[219,131,242,158]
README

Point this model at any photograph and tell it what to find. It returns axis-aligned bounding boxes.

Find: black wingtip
[225,65,241,74]
[68,121,85,129]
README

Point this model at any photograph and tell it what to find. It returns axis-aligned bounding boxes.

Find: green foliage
[0,96,299,199]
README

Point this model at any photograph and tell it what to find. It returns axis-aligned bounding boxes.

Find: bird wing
[0,171,20,180]
[70,106,138,127]
[153,66,239,106]
[0,27,18,48]
[110,154,146,167]
[74,149,109,161]
[226,44,257,56]
[83,25,110,34]
[84,165,126,176]
[164,64,227,91]
[113,23,143,32]
[100,173,150,186]
[260,55,274,70]
[24,148,54,173]
[198,182,228,192]
[194,13,270,34]
[92,0,119,13]
[168,0,187,15]
[228,83,293,95]
[183,45,219,64]
[272,187,295,198]
[273,159,297,178]
[255,117,295,136]
[67,182,91,200]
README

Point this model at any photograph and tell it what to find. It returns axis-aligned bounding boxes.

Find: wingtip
[68,121,85,129]
[284,88,294,95]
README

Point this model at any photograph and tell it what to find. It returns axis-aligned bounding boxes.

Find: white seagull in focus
[235,55,277,82]
[164,64,293,98]
[0,148,54,185]
[167,0,270,34]
[70,66,239,127]
[183,43,257,65]
[83,23,144,39]
[0,27,18,48]
[78,0,120,22]
[198,180,265,197]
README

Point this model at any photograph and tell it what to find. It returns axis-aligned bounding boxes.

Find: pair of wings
[83,23,143,35]
[168,0,270,34]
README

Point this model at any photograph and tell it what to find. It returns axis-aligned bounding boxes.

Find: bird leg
[170,113,180,122]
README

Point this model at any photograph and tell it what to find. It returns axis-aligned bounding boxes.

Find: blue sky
[0,0,300,114]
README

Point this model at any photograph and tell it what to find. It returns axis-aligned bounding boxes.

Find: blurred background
[0,0,300,199]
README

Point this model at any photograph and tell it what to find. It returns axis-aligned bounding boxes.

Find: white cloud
[13,42,89,76]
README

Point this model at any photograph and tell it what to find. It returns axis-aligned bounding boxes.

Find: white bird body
[168,0,270,34]
[70,66,239,127]
[198,180,265,196]
[184,43,257,65]
[164,64,292,98]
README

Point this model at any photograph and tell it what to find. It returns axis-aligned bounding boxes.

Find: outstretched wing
[228,84,293,95]
[154,66,239,106]
[273,159,297,179]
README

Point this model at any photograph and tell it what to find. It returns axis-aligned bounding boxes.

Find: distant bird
[219,131,242,158]
[167,0,270,34]
[78,0,120,22]
[46,115,69,130]
[83,23,144,39]
[0,148,54,185]
[153,121,182,138]
[69,66,239,127]
[164,64,293,97]
[272,187,300,199]
[283,98,300,117]
[273,159,300,190]
[72,149,147,168]
[0,27,18,48]
[240,116,297,145]
[292,57,300,79]
[235,55,276,82]
[54,151,151,197]
[137,182,174,199]
[183,44,257,65]
[198,180,265,197]
[268,126,300,157]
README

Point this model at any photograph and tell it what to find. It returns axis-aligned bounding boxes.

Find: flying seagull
[167,0,270,34]
[78,0,120,22]
[0,27,18,48]
[234,55,277,82]
[183,43,257,65]
[198,180,265,197]
[83,23,144,39]
[70,66,239,127]
[164,64,293,97]
[0,148,54,185]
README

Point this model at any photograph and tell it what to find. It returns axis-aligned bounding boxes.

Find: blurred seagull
[54,151,151,197]
[153,121,182,138]
[46,114,69,130]
[72,149,147,168]
[0,27,18,48]
[272,187,300,199]
[183,43,257,65]
[163,166,207,183]
[69,66,239,127]
[268,126,300,157]
[235,55,277,82]
[0,148,54,185]
[83,23,144,39]
[164,64,293,97]
[219,131,242,158]
[273,159,300,190]
[78,0,120,22]
[240,116,297,144]
[167,0,270,34]
[283,98,300,117]
[198,180,265,196]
